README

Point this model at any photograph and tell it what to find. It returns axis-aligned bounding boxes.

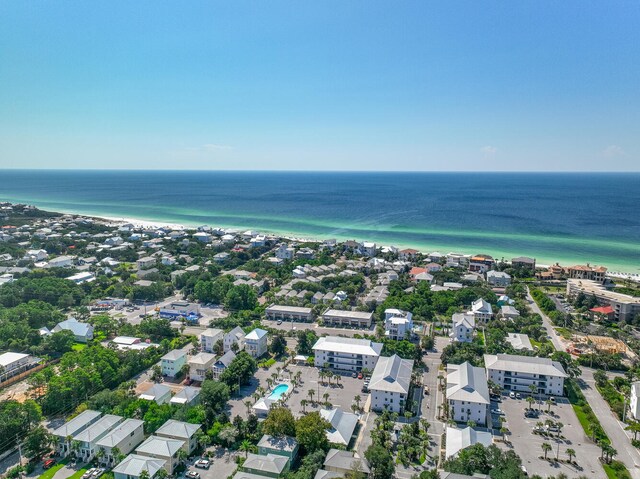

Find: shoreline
[45,208,637,279]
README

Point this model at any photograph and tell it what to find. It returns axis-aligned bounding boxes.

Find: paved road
[580,367,640,478]
[526,287,564,351]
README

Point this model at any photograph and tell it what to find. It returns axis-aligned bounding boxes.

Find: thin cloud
[481,145,497,156]
[602,145,625,158]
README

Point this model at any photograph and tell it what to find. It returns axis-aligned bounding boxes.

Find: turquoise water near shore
[0,170,638,272]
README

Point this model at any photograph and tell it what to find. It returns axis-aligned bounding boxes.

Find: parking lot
[184,447,241,479]
[495,396,605,478]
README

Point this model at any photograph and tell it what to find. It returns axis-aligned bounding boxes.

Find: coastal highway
[527,287,640,478]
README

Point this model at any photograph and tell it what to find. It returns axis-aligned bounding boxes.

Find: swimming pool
[268,383,290,401]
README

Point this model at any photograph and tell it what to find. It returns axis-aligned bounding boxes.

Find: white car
[194,459,211,469]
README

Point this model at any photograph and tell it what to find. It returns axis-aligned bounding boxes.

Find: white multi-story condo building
[369,354,413,413]
[312,336,382,372]
[450,313,475,343]
[484,353,568,396]
[75,414,124,461]
[446,362,490,426]
[383,309,413,340]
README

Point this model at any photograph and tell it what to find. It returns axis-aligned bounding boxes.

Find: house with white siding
[312,336,382,372]
[369,354,413,414]
[484,354,567,396]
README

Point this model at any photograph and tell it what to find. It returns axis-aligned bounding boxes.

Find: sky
[0,1,639,171]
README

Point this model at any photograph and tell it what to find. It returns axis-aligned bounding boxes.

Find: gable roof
[136,436,184,458]
[445,426,492,459]
[320,408,359,446]
[96,419,144,448]
[54,318,93,336]
[113,454,165,478]
[484,353,568,378]
[52,410,102,438]
[323,449,370,474]
[446,362,490,404]
[155,419,201,439]
[368,354,413,394]
[73,414,123,443]
[243,453,289,474]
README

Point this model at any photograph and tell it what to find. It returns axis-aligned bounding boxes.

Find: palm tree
[556,421,564,438]
[354,395,361,409]
[546,399,553,413]
[566,448,576,463]
[301,399,308,413]
[308,389,315,403]
[156,469,168,479]
[239,439,252,458]
[139,470,150,479]
[500,426,508,441]
[528,384,538,408]
[111,446,123,465]
[323,392,330,405]
[266,378,273,390]
[334,374,341,387]
[626,421,640,440]
[252,392,260,403]
[95,447,105,465]
[542,442,552,460]
[244,400,253,415]
[526,396,535,410]
[276,366,281,378]
[177,449,188,465]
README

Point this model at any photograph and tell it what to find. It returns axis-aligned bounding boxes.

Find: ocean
[0,170,638,273]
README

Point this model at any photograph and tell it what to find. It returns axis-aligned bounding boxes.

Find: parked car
[509,392,516,399]
[549,397,556,404]
[357,373,363,379]
[515,393,522,399]
[82,468,97,479]
[194,459,211,469]
[524,410,539,418]
[276,320,283,325]
[186,471,201,479]
[43,460,56,470]
[92,468,105,478]
[352,372,357,378]
[491,408,505,416]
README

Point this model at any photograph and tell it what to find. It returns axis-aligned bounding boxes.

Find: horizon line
[1,168,639,174]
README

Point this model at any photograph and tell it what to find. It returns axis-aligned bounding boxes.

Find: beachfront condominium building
[312,336,383,372]
[368,354,414,414]
[383,308,413,340]
[200,328,224,353]
[566,279,640,323]
[511,256,536,271]
[244,328,268,358]
[446,362,490,426]
[567,264,607,283]
[321,309,373,329]
[161,349,187,378]
[484,353,567,396]
[450,313,475,343]
[486,270,511,287]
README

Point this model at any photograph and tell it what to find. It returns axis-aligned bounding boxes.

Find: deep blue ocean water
[0,170,638,272]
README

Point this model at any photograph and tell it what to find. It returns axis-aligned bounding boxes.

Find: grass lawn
[66,466,89,479]
[72,343,87,352]
[38,458,69,479]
